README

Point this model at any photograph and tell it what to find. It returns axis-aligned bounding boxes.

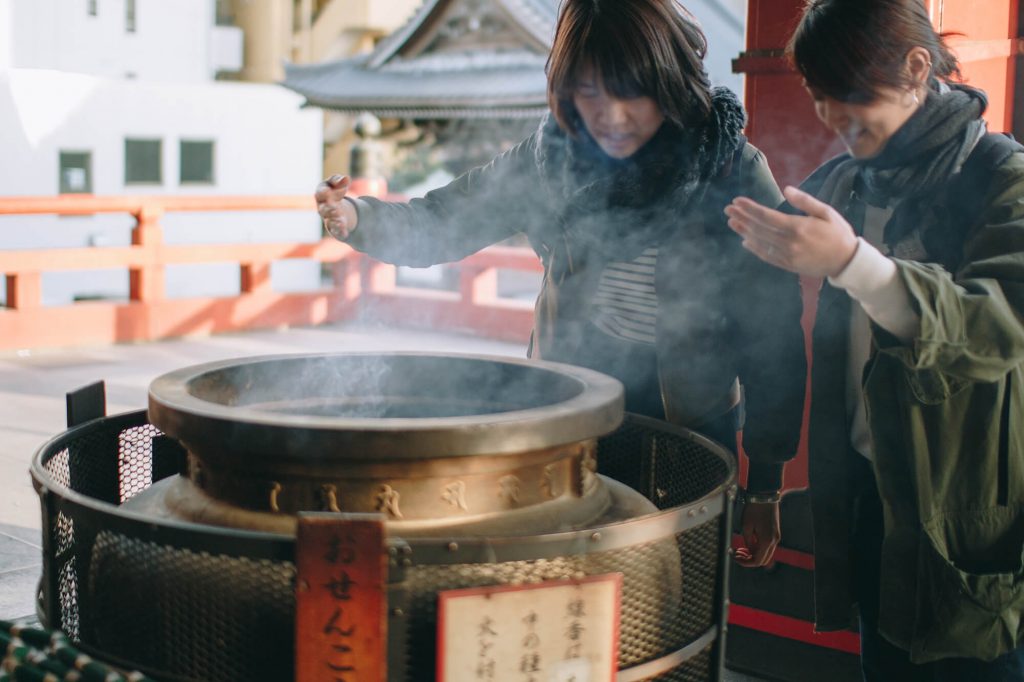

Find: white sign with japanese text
[437,573,622,682]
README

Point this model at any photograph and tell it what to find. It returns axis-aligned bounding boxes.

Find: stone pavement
[0,321,766,680]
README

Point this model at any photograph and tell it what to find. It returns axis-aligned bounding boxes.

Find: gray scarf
[815,83,987,263]
[819,83,986,206]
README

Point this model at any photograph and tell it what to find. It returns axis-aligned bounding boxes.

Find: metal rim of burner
[148,351,625,458]
[145,352,628,529]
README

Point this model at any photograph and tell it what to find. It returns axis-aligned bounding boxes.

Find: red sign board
[295,512,388,682]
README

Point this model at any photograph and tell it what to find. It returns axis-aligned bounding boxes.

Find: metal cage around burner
[31,357,736,682]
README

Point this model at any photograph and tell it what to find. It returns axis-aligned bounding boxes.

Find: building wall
[9,0,222,82]
[0,0,323,306]
[689,0,747,95]
[0,3,11,70]
[0,71,320,197]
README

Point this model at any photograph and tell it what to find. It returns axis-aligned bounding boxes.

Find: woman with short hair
[726,0,1024,678]
[316,0,806,560]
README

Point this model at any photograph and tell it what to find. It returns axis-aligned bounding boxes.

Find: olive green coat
[807,149,1024,662]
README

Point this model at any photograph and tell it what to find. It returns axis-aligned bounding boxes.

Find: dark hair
[789,0,961,103]
[546,0,712,134]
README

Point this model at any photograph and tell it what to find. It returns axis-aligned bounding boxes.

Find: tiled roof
[281,0,557,118]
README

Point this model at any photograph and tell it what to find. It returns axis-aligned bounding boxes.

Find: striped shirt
[591,247,658,345]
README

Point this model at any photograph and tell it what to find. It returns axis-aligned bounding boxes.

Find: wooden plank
[0,291,361,350]
[295,513,388,682]
[0,241,352,273]
[0,195,314,216]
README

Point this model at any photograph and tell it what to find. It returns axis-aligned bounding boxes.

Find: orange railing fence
[0,195,542,351]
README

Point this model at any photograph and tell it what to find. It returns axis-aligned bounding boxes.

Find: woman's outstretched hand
[315,174,358,240]
[725,186,859,278]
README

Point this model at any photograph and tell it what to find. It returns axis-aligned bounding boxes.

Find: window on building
[180,140,215,184]
[59,151,92,194]
[215,0,234,26]
[126,0,136,32]
[88,0,97,17]
[124,138,162,184]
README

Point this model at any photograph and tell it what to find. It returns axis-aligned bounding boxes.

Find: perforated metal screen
[34,412,734,682]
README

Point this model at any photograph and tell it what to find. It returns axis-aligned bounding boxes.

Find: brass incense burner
[138,352,647,534]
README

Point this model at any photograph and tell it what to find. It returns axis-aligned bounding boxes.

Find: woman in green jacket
[726,0,1024,678]
[316,0,806,563]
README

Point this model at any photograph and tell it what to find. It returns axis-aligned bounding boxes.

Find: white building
[0,0,323,305]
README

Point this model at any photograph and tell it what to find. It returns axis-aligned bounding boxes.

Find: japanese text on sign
[295,513,387,682]
[437,574,622,682]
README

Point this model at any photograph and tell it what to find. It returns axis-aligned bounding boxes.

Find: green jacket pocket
[909,508,1024,663]
[904,368,970,405]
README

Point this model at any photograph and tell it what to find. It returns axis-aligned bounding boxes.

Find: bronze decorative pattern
[320,484,341,513]
[376,484,403,519]
[581,446,599,496]
[541,464,557,499]
[441,481,469,511]
[499,475,521,505]
[268,482,282,513]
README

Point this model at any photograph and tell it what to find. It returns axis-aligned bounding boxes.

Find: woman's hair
[546,0,712,134]
[789,0,961,103]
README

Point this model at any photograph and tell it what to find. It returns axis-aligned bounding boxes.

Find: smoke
[187,353,597,420]
[333,94,827,446]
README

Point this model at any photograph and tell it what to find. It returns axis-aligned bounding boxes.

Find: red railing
[0,195,542,351]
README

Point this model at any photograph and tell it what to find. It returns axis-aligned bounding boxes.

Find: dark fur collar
[533,87,746,260]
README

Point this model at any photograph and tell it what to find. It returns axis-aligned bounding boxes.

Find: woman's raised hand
[315,174,358,240]
[725,186,859,278]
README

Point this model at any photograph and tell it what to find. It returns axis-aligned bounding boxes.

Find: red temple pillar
[931,0,1021,134]
[738,0,1021,190]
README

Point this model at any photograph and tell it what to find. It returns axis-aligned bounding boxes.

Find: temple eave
[306,103,548,119]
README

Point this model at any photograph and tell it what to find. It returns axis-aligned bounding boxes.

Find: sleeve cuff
[828,237,919,343]
[828,236,898,303]
[339,197,370,244]
[746,461,784,493]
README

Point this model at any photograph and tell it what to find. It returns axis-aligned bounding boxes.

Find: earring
[913,91,920,106]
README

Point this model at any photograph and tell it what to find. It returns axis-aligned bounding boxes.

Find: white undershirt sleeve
[828,237,920,344]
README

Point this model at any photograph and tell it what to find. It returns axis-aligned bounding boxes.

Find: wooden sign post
[295,512,388,682]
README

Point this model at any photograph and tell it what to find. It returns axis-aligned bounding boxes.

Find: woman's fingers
[725,200,792,266]
[315,175,353,236]
[738,235,789,269]
[314,175,351,203]
[734,502,782,568]
[727,191,860,277]
[782,185,832,220]
[315,175,357,240]
[726,200,793,243]
[729,197,792,229]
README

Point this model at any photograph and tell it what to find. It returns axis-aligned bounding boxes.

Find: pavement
[0,320,766,680]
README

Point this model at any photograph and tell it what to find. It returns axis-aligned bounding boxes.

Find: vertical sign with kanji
[437,574,622,682]
[295,512,387,682]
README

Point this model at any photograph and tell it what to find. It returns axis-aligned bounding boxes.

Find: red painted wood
[295,514,388,682]
[729,605,862,655]
[0,192,542,351]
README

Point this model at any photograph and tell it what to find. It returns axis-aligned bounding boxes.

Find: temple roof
[282,0,557,119]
